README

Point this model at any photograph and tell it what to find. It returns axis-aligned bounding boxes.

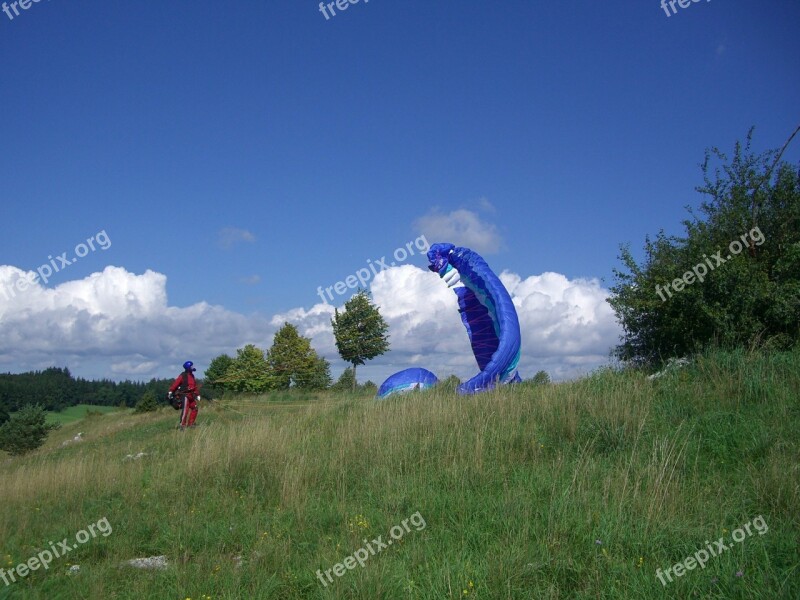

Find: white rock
[123,555,168,570]
[123,452,148,461]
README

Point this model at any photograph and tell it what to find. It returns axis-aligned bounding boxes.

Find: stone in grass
[123,555,169,570]
[67,565,80,575]
[123,452,148,461]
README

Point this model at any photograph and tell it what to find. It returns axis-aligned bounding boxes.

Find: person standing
[169,361,201,430]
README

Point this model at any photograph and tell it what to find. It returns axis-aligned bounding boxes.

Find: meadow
[8,405,120,426]
[0,349,797,599]
[45,405,120,426]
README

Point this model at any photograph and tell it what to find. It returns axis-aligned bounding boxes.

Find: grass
[0,349,798,599]
[9,404,122,426]
[45,404,122,425]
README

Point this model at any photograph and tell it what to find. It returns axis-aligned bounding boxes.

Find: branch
[750,123,800,254]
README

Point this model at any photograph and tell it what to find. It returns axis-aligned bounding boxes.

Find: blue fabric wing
[377,367,439,399]
[427,243,522,394]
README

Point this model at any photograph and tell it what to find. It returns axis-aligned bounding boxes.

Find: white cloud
[477,197,496,213]
[0,265,273,380]
[414,208,503,254]
[0,261,620,384]
[275,264,621,384]
[110,359,159,375]
[218,227,256,249]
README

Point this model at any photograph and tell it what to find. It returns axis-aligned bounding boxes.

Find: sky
[0,0,798,385]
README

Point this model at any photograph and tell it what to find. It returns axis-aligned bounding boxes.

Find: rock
[123,452,148,461]
[123,555,168,570]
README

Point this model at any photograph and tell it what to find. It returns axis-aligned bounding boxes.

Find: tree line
[0,367,173,415]
[206,290,390,394]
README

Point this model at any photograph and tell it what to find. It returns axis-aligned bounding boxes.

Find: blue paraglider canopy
[377,368,438,399]
[377,242,522,397]
[427,243,521,394]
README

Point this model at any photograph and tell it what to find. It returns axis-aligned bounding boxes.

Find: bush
[360,380,378,393]
[438,375,461,391]
[331,367,356,392]
[134,390,159,413]
[531,370,551,385]
[609,130,800,365]
[0,404,60,456]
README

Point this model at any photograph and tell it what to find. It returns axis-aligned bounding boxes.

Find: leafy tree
[224,344,274,393]
[0,404,60,456]
[296,354,332,390]
[531,370,551,385]
[267,323,331,390]
[134,390,159,413]
[0,405,8,426]
[331,290,390,390]
[205,354,234,394]
[360,380,378,394]
[609,129,800,365]
[331,367,356,392]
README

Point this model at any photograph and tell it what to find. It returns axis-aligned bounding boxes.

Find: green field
[45,404,122,425]
[0,349,798,599]
[8,404,122,426]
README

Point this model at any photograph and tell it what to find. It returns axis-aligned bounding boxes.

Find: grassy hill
[0,350,798,599]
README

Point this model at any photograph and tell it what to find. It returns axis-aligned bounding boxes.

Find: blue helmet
[183,361,196,371]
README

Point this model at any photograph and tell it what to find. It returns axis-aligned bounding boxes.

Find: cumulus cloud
[275,265,621,383]
[414,208,503,254]
[477,197,496,213]
[217,227,256,249]
[0,265,273,379]
[0,260,620,383]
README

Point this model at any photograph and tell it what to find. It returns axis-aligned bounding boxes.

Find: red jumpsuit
[169,371,200,428]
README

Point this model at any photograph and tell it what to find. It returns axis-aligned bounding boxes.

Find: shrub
[0,404,60,456]
[134,390,159,413]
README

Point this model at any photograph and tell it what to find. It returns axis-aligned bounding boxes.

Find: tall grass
[0,348,798,599]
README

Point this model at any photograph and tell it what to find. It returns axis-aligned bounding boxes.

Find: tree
[134,390,159,413]
[609,129,800,365]
[296,354,332,390]
[331,290,390,390]
[331,367,356,392]
[0,404,60,456]
[531,370,551,385]
[359,380,378,394]
[267,323,331,390]
[0,405,8,426]
[224,344,274,393]
[205,354,234,394]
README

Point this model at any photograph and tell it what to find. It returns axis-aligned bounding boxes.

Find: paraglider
[376,367,439,399]
[377,242,522,397]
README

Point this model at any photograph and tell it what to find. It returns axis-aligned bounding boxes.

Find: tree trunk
[352,363,357,392]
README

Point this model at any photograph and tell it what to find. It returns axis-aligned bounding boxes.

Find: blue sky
[1,0,798,383]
